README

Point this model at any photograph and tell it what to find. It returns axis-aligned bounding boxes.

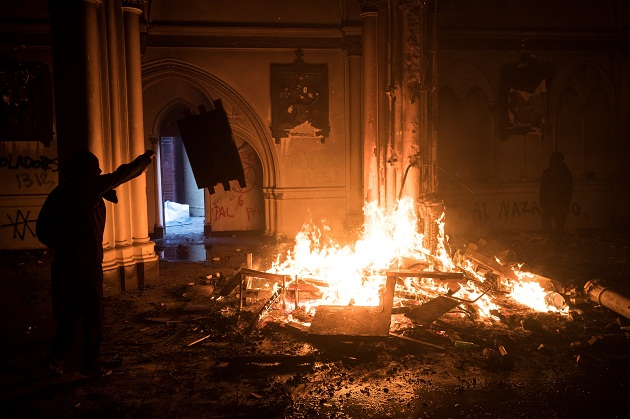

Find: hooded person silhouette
[540,151,573,245]
[37,148,154,377]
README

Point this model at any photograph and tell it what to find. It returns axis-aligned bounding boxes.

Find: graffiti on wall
[1,208,37,240]
[0,206,41,249]
[213,196,264,223]
[472,200,583,220]
[211,144,265,231]
[0,153,58,194]
[0,143,57,248]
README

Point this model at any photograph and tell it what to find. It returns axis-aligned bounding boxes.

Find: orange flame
[267,197,567,317]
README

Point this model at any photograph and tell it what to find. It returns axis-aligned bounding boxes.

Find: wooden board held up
[176,99,246,194]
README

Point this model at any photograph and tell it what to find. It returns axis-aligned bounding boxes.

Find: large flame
[267,197,567,318]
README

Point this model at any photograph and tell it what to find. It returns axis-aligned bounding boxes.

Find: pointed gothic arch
[141,58,280,235]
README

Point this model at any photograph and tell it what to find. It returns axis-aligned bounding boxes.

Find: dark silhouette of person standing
[540,151,573,245]
[36,148,154,377]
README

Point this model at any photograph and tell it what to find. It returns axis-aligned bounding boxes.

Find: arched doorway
[160,136,204,227]
[153,103,205,235]
[142,59,280,241]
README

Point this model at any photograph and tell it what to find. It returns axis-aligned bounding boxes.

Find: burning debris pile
[206,197,627,345]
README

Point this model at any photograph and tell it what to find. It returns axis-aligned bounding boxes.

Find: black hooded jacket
[36,150,153,265]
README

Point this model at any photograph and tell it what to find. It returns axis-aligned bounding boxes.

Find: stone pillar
[97,1,118,285]
[49,0,156,294]
[123,1,150,239]
[399,0,422,203]
[391,5,405,205]
[376,5,390,208]
[383,4,402,210]
[426,1,439,194]
[103,0,132,250]
[123,0,158,286]
[204,188,213,236]
[149,135,164,238]
[263,189,280,237]
[344,33,364,229]
[103,0,139,292]
[360,9,379,203]
[48,0,105,164]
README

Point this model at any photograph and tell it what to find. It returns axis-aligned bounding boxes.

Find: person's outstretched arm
[97,150,155,195]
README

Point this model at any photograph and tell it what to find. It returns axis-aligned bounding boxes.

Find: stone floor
[154,216,278,264]
[1,227,629,418]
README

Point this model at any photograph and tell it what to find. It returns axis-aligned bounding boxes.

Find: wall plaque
[271,50,329,143]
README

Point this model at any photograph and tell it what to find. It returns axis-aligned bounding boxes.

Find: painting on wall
[500,54,554,139]
[271,51,329,143]
[0,56,53,146]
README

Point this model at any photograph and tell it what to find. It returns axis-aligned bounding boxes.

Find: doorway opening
[159,135,206,261]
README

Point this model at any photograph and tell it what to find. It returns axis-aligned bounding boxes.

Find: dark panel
[176,99,246,194]
[0,56,53,145]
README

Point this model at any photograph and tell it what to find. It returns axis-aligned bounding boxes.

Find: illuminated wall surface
[0,0,629,250]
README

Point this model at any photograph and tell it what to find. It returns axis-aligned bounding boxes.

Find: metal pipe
[584,279,630,320]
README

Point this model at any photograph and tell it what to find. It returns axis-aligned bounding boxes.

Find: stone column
[344,33,364,229]
[48,0,104,164]
[103,0,132,252]
[384,4,402,210]
[360,9,379,203]
[263,189,280,236]
[426,1,439,194]
[97,1,117,283]
[399,0,422,202]
[48,0,107,247]
[204,188,213,236]
[376,5,391,208]
[123,2,156,248]
[149,135,164,238]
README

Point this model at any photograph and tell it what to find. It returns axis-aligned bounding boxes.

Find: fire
[267,197,567,318]
[269,198,427,307]
[510,268,568,313]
